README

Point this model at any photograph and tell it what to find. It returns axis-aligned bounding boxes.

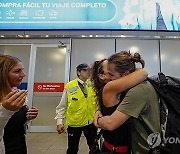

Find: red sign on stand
[34,83,64,92]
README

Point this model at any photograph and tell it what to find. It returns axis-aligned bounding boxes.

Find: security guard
[55,63,97,154]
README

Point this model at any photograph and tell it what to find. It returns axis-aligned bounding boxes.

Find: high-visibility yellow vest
[65,79,96,127]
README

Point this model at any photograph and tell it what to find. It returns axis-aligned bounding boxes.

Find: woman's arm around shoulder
[103,69,147,106]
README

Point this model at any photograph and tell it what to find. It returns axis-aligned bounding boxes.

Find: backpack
[147,73,180,154]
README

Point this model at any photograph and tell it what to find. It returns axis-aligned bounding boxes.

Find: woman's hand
[26,107,38,121]
[93,110,103,128]
[1,90,28,111]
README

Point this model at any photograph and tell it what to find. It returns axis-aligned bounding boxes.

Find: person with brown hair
[0,54,38,154]
[0,54,27,153]
[94,51,160,154]
[91,52,148,153]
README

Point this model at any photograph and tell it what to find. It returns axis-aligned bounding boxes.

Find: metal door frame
[27,44,71,132]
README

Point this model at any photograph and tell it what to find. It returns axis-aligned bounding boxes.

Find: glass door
[27,44,70,132]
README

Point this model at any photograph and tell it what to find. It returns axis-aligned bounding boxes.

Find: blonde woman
[0,54,38,154]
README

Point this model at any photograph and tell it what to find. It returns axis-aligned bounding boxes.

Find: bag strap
[95,129,103,142]
[89,129,103,154]
[139,73,165,153]
[139,73,165,134]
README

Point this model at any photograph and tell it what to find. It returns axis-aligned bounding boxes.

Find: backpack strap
[139,73,164,135]
[139,116,152,135]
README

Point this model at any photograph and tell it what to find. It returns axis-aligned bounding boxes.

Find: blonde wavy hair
[0,54,21,101]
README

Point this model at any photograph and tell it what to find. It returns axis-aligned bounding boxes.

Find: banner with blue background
[0,0,180,30]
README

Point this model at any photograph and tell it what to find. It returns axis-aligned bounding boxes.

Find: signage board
[0,0,180,31]
[34,82,64,92]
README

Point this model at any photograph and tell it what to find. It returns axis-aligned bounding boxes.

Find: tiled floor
[26,132,89,154]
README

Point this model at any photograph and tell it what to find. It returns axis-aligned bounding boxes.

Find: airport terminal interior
[1,30,180,153]
[0,30,179,153]
[1,0,180,153]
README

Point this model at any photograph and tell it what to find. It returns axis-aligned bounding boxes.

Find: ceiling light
[17,35,23,38]
[120,35,126,38]
[25,35,29,38]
